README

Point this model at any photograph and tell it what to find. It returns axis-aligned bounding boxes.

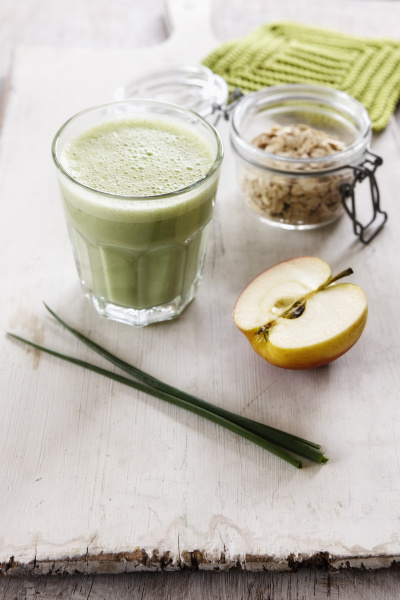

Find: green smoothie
[55,109,222,324]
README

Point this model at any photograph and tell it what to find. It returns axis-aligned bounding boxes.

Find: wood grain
[1,567,400,599]
[1,0,400,597]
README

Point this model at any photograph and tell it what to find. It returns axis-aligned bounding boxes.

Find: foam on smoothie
[61,117,213,194]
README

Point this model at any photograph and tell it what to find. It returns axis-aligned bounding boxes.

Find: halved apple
[233,257,368,369]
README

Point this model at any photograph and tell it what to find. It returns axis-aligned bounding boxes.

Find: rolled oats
[240,124,350,226]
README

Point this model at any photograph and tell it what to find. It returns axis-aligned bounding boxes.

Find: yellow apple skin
[233,258,368,369]
[244,301,368,369]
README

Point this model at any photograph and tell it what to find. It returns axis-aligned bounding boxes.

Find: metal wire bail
[340,150,387,244]
[212,88,244,126]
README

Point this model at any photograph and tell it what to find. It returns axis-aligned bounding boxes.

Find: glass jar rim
[230,84,372,173]
[52,99,224,201]
[114,64,229,121]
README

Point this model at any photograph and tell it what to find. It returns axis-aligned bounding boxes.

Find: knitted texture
[202,22,400,131]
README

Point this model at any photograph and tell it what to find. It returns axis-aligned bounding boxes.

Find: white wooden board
[1,0,400,575]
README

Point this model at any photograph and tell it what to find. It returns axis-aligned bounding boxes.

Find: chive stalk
[44,305,325,460]
[7,305,329,468]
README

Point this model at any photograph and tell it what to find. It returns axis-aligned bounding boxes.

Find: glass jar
[230,84,377,230]
[118,73,386,243]
[115,64,229,124]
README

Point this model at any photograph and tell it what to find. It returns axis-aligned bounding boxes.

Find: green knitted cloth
[202,22,400,131]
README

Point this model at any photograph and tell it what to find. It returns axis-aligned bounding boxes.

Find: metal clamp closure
[212,88,244,126]
[340,150,387,244]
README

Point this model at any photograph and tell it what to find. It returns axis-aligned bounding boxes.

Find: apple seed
[291,305,305,318]
[255,267,354,342]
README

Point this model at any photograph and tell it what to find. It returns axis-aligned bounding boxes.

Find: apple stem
[256,266,354,339]
[318,267,353,290]
[282,267,354,320]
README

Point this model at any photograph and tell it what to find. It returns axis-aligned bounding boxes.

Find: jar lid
[114,65,229,121]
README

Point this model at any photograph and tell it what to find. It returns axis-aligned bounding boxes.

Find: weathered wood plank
[1,567,400,600]
[1,0,400,589]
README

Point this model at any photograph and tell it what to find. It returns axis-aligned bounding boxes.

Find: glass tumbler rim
[52,98,224,202]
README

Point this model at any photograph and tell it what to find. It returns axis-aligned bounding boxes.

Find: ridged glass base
[85,280,200,327]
